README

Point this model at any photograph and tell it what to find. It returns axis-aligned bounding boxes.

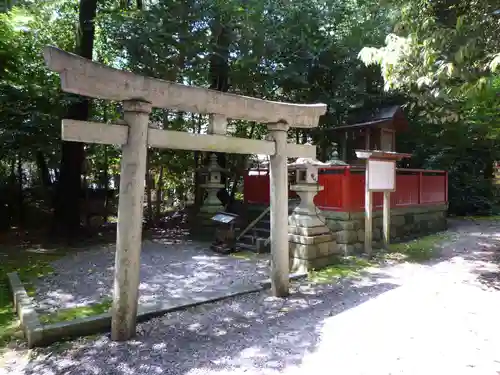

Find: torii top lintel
[43,46,327,128]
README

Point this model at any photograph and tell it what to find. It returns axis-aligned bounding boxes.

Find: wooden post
[364,166,373,256]
[268,123,289,297]
[382,191,390,248]
[111,100,152,341]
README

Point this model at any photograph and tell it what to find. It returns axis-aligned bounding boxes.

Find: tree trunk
[155,165,164,219]
[16,155,23,227]
[145,151,153,226]
[101,104,110,223]
[35,151,51,188]
[194,114,204,208]
[102,145,109,223]
[52,0,97,239]
[7,158,16,227]
[209,15,230,188]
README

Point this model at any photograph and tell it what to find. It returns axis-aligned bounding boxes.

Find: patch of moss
[0,246,69,347]
[308,256,374,283]
[39,298,113,325]
[386,233,449,262]
[462,215,500,221]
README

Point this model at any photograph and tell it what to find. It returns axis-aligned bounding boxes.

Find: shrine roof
[333,105,409,132]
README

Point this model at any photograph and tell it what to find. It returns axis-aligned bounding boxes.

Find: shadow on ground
[23,268,399,375]
[441,219,500,291]
[32,239,270,313]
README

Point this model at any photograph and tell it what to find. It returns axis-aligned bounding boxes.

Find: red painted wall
[244,166,448,211]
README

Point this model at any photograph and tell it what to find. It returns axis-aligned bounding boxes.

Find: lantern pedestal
[194,154,227,237]
[287,158,337,273]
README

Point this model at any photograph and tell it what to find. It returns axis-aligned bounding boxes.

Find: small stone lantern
[287,158,337,272]
[198,153,228,215]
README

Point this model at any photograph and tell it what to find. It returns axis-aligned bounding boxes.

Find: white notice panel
[368,159,395,191]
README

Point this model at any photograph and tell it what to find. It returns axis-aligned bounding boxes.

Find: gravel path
[32,239,270,312]
[3,219,500,374]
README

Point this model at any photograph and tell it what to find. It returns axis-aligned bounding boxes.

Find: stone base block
[336,229,358,244]
[288,233,334,245]
[288,224,332,236]
[289,239,337,259]
[319,204,448,256]
[288,213,328,228]
[199,204,225,215]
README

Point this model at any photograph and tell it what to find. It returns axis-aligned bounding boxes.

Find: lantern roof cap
[288,157,330,170]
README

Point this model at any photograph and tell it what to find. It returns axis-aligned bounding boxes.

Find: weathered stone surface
[356,219,365,230]
[43,47,327,128]
[336,244,355,256]
[289,243,317,260]
[357,229,364,242]
[325,220,342,232]
[8,272,43,348]
[404,213,414,225]
[288,214,327,228]
[320,210,350,221]
[392,215,405,227]
[288,233,334,245]
[391,224,402,238]
[288,225,332,237]
[353,243,364,254]
[336,230,358,244]
[339,221,357,231]
[290,257,308,273]
[289,241,336,260]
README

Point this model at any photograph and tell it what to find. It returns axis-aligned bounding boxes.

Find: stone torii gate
[43,46,327,341]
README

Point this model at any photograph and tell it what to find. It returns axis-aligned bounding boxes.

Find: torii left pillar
[111,100,152,341]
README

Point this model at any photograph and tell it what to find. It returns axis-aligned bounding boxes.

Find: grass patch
[386,233,449,262]
[0,245,70,347]
[461,215,500,221]
[39,297,112,325]
[308,233,451,284]
[308,256,374,283]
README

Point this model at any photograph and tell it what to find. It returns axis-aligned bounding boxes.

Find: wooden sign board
[367,159,396,192]
[212,212,238,224]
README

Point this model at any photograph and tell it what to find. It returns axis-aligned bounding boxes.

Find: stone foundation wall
[321,204,448,256]
[245,203,448,271]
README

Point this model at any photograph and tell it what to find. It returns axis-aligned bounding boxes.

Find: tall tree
[53,0,98,237]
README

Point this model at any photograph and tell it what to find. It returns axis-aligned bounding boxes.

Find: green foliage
[360,0,500,215]
[1,0,499,222]
[0,244,69,347]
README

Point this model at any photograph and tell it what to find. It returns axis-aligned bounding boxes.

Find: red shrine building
[242,105,448,259]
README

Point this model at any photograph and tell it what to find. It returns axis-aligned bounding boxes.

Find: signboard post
[355,150,411,256]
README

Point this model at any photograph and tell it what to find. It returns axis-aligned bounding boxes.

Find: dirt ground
[2,218,500,375]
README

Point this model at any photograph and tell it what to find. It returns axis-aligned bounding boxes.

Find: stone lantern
[287,157,337,272]
[198,153,228,216]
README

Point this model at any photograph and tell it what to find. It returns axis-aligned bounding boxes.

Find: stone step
[239,234,255,244]
[252,227,270,234]
[236,242,258,252]
[236,236,269,253]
